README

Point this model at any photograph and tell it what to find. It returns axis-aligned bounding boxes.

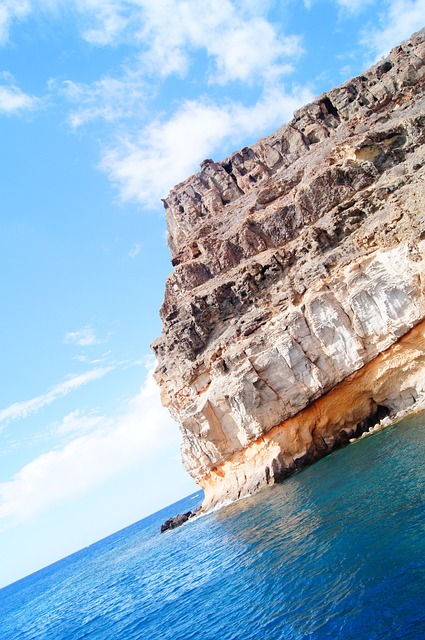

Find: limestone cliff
[152,29,425,510]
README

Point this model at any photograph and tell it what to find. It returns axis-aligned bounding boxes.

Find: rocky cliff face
[152,29,425,510]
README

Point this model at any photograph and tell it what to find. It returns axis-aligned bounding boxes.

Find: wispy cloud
[77,0,134,45]
[128,243,141,259]
[54,408,105,436]
[137,0,303,84]
[361,0,425,59]
[0,367,113,426]
[100,84,313,206]
[64,325,102,346]
[60,0,306,146]
[0,76,38,114]
[62,72,148,128]
[334,0,375,12]
[52,0,303,128]
[69,0,303,83]
[0,1,309,205]
[54,1,309,205]
[0,364,179,526]
[0,0,32,45]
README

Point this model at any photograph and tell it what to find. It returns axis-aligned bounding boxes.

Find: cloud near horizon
[0,365,180,528]
[0,367,114,427]
[54,408,105,436]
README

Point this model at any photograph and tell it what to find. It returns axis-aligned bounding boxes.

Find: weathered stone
[160,511,196,533]
[153,29,425,511]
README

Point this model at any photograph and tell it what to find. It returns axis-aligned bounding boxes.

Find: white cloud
[1,0,303,85]
[64,325,101,346]
[50,2,309,205]
[0,82,38,114]
[128,243,141,258]
[62,72,148,128]
[0,365,180,526]
[134,0,303,84]
[335,0,375,12]
[59,0,303,129]
[55,408,105,436]
[0,367,113,426]
[76,0,131,45]
[362,0,425,59]
[132,0,192,77]
[68,0,301,82]
[100,84,314,206]
[0,1,310,209]
[3,0,303,86]
[0,1,308,206]
[207,19,300,85]
[0,0,31,45]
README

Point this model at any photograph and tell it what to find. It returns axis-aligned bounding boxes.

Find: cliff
[152,29,425,510]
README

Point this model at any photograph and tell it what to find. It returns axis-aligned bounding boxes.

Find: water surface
[1,414,424,639]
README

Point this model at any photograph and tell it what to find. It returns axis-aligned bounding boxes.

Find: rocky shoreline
[160,398,425,532]
[160,508,200,533]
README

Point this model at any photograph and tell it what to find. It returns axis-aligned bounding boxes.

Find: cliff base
[200,319,425,510]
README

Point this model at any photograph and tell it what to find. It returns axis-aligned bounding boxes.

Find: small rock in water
[160,508,200,533]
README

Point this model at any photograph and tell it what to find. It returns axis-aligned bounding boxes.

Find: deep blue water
[0,414,424,640]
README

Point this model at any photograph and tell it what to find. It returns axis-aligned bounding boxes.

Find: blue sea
[1,414,424,640]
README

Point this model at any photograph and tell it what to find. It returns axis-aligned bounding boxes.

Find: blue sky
[0,0,423,588]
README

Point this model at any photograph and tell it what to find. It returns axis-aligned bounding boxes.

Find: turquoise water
[0,414,424,639]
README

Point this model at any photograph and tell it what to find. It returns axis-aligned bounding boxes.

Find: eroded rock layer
[152,29,425,508]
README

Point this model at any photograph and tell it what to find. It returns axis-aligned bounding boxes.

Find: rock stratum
[152,29,425,511]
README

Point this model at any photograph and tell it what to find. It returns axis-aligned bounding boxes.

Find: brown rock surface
[152,29,425,509]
